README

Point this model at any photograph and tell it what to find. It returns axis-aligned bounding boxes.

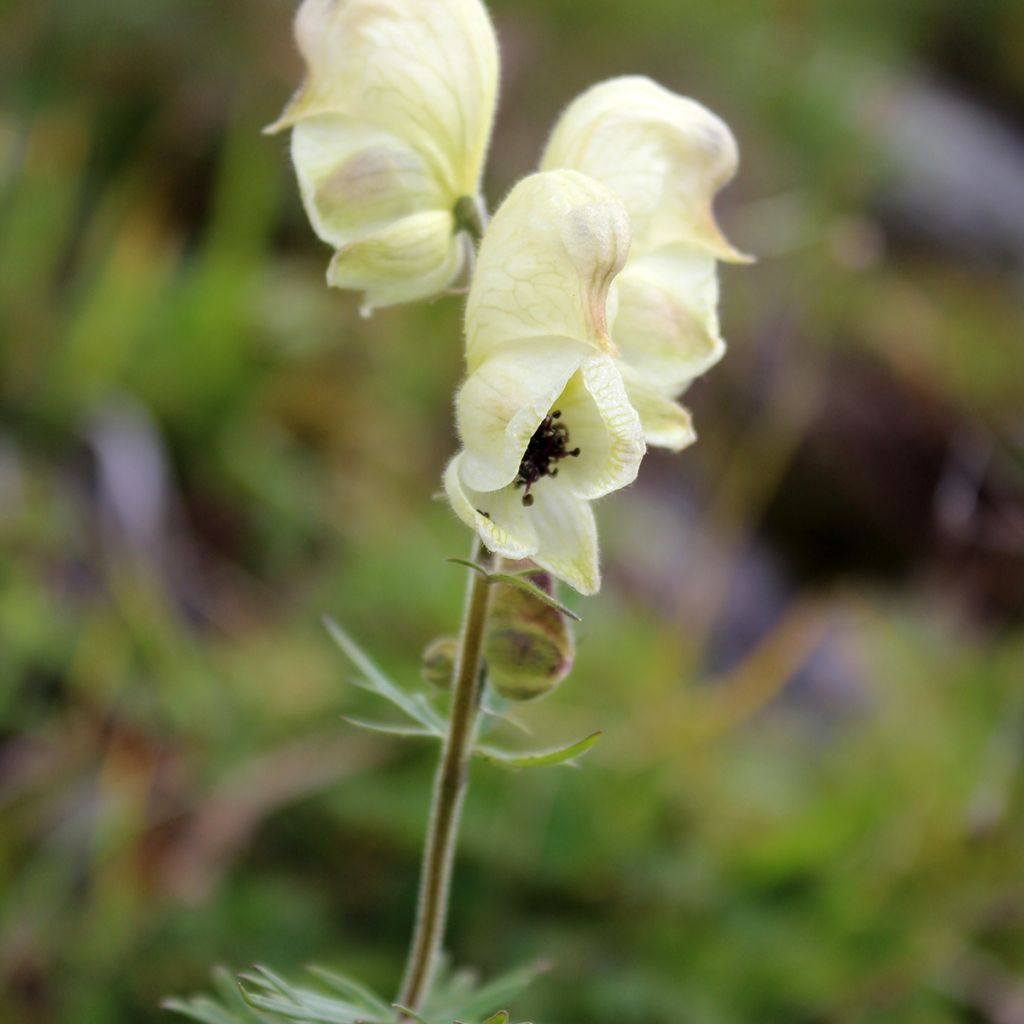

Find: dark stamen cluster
[514,410,580,506]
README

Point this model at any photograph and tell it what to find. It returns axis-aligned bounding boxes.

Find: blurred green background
[3,0,1024,1021]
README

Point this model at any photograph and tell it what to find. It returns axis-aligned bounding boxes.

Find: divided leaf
[164,967,275,1024]
[425,961,547,1023]
[239,964,393,1023]
[167,963,541,1024]
[306,966,395,1019]
[325,616,446,738]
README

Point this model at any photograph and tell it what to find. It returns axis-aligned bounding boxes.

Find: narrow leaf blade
[428,960,548,1022]
[305,966,392,1017]
[475,731,602,769]
[342,716,439,740]
[486,575,581,622]
[324,617,438,731]
[479,691,532,736]
[446,557,491,577]
[392,1005,432,1024]
[161,997,243,1024]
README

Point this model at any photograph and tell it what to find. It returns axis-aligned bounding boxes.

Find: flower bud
[421,635,458,691]
[483,579,575,701]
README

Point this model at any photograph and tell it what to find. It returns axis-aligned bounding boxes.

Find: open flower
[267,0,499,312]
[541,75,748,450]
[444,171,645,594]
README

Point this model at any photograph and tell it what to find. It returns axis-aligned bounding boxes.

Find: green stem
[453,194,487,243]
[397,538,493,1012]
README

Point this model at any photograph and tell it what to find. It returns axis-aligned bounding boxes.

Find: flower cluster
[271,0,746,594]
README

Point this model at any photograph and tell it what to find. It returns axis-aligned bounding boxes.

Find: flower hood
[268,0,500,311]
[541,76,749,451]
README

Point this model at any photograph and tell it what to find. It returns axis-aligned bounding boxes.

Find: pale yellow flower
[267,0,499,311]
[541,75,748,450]
[445,171,645,595]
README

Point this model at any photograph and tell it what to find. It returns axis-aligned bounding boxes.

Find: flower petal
[444,454,538,559]
[551,356,645,500]
[541,76,749,262]
[456,338,589,492]
[290,116,446,249]
[529,485,600,595]
[326,210,463,311]
[465,171,631,369]
[612,248,726,396]
[619,364,697,451]
[268,0,498,197]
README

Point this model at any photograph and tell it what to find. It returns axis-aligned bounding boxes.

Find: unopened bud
[421,635,458,691]
[484,581,575,701]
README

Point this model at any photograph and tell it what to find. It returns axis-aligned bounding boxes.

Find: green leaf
[341,716,439,740]
[168,965,398,1024]
[175,962,542,1024]
[239,987,364,1023]
[162,996,246,1024]
[478,691,532,737]
[446,557,490,576]
[244,966,299,1001]
[475,731,602,770]
[324,616,444,735]
[239,964,386,1024]
[410,693,449,734]
[485,574,581,622]
[306,966,395,1019]
[392,1006,432,1024]
[425,960,548,1024]
[164,967,274,1024]
[445,559,581,622]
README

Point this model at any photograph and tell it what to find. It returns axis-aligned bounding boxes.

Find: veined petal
[291,116,445,248]
[456,338,589,492]
[541,76,749,262]
[444,455,538,559]
[552,355,645,500]
[613,248,726,396]
[268,0,498,197]
[326,210,462,310]
[465,171,631,369]
[529,485,600,595]
[445,458,601,594]
[619,364,697,452]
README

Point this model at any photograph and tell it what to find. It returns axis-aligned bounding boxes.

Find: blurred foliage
[2,0,1023,1023]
